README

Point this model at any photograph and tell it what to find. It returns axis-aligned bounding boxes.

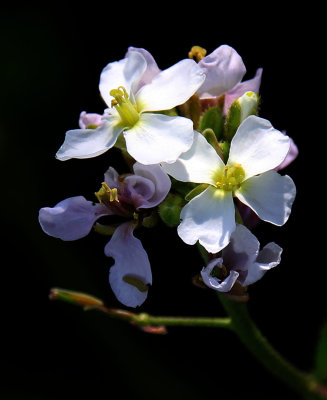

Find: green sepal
[224,101,242,142]
[314,320,327,384]
[185,183,209,202]
[142,211,158,228]
[178,94,201,129]
[94,222,118,236]
[218,141,230,162]
[158,193,184,227]
[170,177,197,198]
[202,128,224,160]
[199,106,224,140]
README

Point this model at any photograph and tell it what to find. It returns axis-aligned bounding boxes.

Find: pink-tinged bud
[78,111,104,129]
[49,288,104,307]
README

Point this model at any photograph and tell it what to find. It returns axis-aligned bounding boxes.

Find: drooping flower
[39,162,171,307]
[162,115,296,254]
[196,44,263,115]
[201,224,282,297]
[56,48,206,165]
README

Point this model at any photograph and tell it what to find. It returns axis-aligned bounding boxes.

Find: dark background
[0,6,323,400]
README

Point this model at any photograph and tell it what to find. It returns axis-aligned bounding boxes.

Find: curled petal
[55,120,122,161]
[243,242,283,286]
[178,186,235,254]
[136,59,205,112]
[198,45,246,98]
[235,170,296,226]
[222,224,259,272]
[124,113,194,165]
[131,162,171,208]
[39,196,109,241]
[228,115,291,180]
[201,258,239,292]
[105,222,152,308]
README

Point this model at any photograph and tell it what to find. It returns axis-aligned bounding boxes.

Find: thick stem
[218,294,327,400]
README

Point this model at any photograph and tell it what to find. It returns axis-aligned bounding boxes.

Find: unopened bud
[224,91,260,141]
[49,288,104,307]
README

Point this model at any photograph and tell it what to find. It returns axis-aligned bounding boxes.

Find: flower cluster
[39,45,297,307]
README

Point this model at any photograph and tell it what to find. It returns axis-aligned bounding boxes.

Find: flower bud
[158,193,184,227]
[199,106,224,140]
[49,288,104,307]
[224,91,260,141]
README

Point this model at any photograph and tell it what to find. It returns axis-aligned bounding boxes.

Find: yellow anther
[188,46,207,62]
[215,163,245,192]
[109,85,140,128]
[95,182,119,204]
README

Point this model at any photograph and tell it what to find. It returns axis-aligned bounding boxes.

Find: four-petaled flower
[56,48,206,165]
[39,162,171,307]
[162,115,296,254]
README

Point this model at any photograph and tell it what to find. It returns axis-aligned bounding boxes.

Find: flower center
[110,86,140,128]
[215,163,245,191]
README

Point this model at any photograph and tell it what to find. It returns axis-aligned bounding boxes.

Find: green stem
[218,294,327,400]
[131,312,232,329]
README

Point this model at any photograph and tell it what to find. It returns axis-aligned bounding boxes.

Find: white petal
[243,242,282,286]
[125,47,160,88]
[135,59,205,112]
[222,224,260,272]
[197,45,246,97]
[99,51,147,107]
[178,186,236,254]
[235,170,296,226]
[201,258,239,292]
[55,120,122,161]
[228,115,291,180]
[105,221,152,308]
[124,113,194,165]
[161,130,224,184]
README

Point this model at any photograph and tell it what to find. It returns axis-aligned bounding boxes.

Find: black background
[0,6,324,400]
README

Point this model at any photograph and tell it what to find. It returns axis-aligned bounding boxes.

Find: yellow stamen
[214,163,245,192]
[95,182,119,204]
[188,46,207,62]
[110,86,140,128]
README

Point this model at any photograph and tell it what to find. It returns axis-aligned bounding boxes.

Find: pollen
[215,163,245,191]
[188,46,207,62]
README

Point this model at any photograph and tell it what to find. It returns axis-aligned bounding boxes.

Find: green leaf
[199,106,224,139]
[314,320,327,384]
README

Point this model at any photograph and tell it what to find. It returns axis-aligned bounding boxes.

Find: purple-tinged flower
[201,224,282,298]
[39,162,171,307]
[196,45,262,115]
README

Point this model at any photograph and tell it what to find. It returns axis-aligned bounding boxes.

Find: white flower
[56,48,206,165]
[162,115,296,253]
